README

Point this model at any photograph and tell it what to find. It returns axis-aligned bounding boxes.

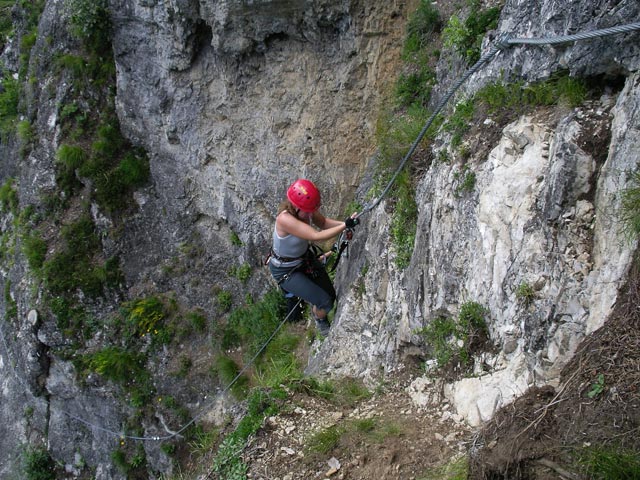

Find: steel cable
[359,21,640,218]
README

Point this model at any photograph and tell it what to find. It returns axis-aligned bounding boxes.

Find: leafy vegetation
[453,163,476,196]
[389,169,418,268]
[575,445,640,479]
[621,170,640,239]
[586,373,606,399]
[442,1,502,64]
[436,72,589,171]
[476,72,588,114]
[419,454,468,480]
[221,288,286,356]
[0,74,19,134]
[22,446,56,480]
[515,281,535,305]
[86,346,148,385]
[41,215,109,298]
[217,290,233,311]
[21,230,47,271]
[111,444,147,477]
[67,0,111,54]
[306,424,345,455]
[306,411,401,458]
[212,389,283,478]
[398,0,441,109]
[418,301,489,371]
[0,0,14,46]
[0,177,18,212]
[403,0,442,58]
[121,295,173,346]
[212,355,249,399]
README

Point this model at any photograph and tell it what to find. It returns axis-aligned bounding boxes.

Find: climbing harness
[2,21,639,445]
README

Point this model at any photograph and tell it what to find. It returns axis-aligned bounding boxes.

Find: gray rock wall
[1,0,639,475]
[309,0,640,426]
[0,0,407,477]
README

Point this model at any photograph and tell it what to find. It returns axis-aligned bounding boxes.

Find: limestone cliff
[0,0,638,478]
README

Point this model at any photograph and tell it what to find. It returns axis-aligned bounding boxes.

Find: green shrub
[442,3,501,64]
[217,290,233,311]
[67,0,111,53]
[458,301,488,334]
[390,169,417,269]
[86,346,147,384]
[212,389,280,477]
[476,73,588,116]
[396,66,437,109]
[122,296,167,341]
[56,54,86,77]
[575,445,640,479]
[334,377,372,407]
[306,425,344,455]
[453,163,476,197]
[4,279,17,320]
[239,263,251,283]
[444,98,474,147]
[20,31,37,53]
[221,288,285,352]
[22,446,56,480]
[0,177,18,212]
[230,230,242,246]
[403,0,442,58]
[57,116,149,213]
[49,295,92,334]
[213,355,249,399]
[56,144,87,170]
[0,1,13,43]
[419,454,468,480]
[62,216,100,254]
[0,74,19,132]
[187,310,207,332]
[398,0,441,109]
[115,150,150,188]
[515,281,535,305]
[419,316,459,367]
[17,119,33,144]
[418,301,489,370]
[41,216,110,298]
[621,170,640,239]
[255,332,302,387]
[22,231,47,271]
[255,352,301,389]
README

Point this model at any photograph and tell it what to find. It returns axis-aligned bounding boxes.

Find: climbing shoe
[315,317,331,337]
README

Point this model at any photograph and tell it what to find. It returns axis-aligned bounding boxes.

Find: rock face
[309,1,640,428]
[1,0,407,477]
[0,0,639,476]
[110,0,402,254]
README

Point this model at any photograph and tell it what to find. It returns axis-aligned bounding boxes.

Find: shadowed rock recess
[0,0,638,478]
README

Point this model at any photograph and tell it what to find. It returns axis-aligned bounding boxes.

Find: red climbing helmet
[287,179,321,213]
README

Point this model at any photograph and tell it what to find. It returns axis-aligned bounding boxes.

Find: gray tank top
[271,223,308,267]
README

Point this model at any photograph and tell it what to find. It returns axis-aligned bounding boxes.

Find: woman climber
[268,179,358,337]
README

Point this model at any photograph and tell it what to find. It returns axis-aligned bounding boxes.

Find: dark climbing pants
[269,259,336,315]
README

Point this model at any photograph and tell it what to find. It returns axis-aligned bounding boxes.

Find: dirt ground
[234,252,640,480]
[184,247,640,480]
[241,363,472,480]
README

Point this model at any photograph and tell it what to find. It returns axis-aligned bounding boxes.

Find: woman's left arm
[313,211,358,230]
